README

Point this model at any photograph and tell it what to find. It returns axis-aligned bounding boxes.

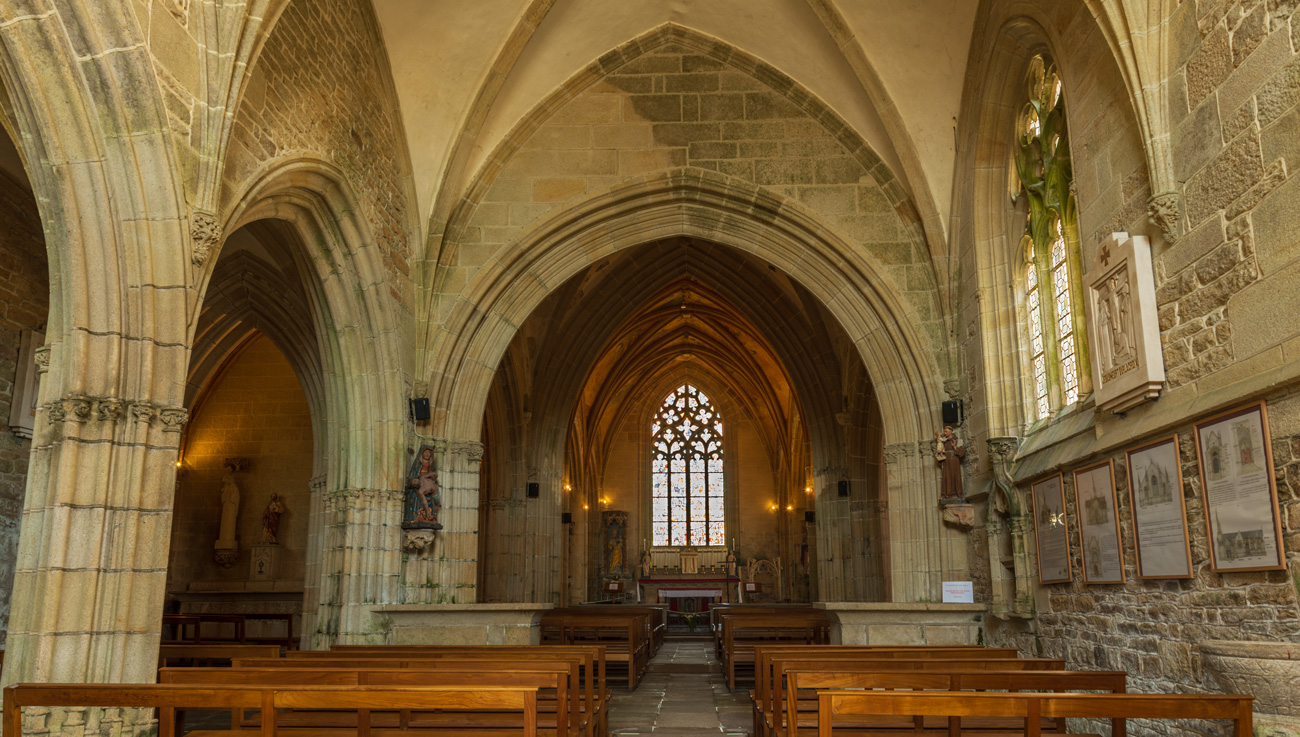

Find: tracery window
[1012,54,1084,421]
[650,384,724,547]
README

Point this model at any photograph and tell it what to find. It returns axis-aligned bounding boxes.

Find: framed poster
[1195,402,1285,572]
[1072,460,1124,584]
[1030,473,1071,583]
[1125,435,1192,578]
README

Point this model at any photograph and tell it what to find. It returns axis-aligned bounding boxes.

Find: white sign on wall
[941,581,974,603]
[1083,232,1165,413]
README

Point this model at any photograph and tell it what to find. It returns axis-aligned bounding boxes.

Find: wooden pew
[711,605,819,657]
[157,643,281,668]
[159,666,576,737]
[317,645,607,735]
[768,669,1126,737]
[752,646,1027,718]
[720,613,831,691]
[540,613,648,690]
[2,683,541,737]
[814,691,1253,737]
[553,606,666,655]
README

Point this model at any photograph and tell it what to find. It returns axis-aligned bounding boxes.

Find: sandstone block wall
[0,173,47,647]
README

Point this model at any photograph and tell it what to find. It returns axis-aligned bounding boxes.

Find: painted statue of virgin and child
[404,444,443,531]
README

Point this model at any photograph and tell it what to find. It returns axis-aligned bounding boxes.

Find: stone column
[813,465,851,601]
[883,441,969,602]
[3,392,186,691]
[438,441,484,602]
[306,486,402,647]
[300,474,327,648]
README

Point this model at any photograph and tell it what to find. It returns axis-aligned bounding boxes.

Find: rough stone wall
[222,0,413,307]
[452,42,944,351]
[168,335,313,590]
[0,174,48,647]
[1158,0,1300,389]
[990,390,1300,734]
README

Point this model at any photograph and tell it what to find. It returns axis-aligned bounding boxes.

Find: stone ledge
[815,602,988,646]
[184,580,303,594]
[374,603,554,646]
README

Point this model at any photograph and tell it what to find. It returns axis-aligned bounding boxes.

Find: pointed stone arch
[433,169,966,602]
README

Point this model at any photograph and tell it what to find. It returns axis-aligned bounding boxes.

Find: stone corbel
[190,210,221,266]
[159,407,189,432]
[97,398,126,422]
[1147,192,1181,242]
[130,401,158,424]
[985,436,1021,516]
[33,345,50,374]
[402,528,436,553]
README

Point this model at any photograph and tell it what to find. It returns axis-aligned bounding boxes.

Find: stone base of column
[814,602,987,645]
[372,603,554,645]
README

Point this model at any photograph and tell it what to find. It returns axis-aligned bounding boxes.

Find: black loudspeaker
[409,397,431,422]
[837,480,850,497]
[561,512,573,524]
[526,482,540,498]
[942,399,963,425]
[804,510,816,523]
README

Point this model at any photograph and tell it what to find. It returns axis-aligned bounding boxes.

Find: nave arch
[431,171,969,603]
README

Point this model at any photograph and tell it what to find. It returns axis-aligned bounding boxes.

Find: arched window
[1012,54,1085,421]
[650,384,724,546]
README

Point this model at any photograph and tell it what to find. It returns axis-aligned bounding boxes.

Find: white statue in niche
[217,473,240,546]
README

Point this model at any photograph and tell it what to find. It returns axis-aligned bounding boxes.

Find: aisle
[608,637,752,736]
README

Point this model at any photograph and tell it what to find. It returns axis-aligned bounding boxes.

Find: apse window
[651,384,725,547]
[1012,54,1085,421]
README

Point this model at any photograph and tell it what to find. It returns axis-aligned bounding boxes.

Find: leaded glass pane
[649,383,725,546]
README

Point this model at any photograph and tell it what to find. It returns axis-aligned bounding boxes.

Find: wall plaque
[1125,435,1192,579]
[1082,232,1164,413]
[1030,473,1071,584]
[1195,402,1285,572]
[1072,460,1124,584]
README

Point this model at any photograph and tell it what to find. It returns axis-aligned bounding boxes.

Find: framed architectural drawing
[1073,460,1124,584]
[1125,435,1192,579]
[1030,473,1071,583]
[1195,402,1284,572]
[7,329,42,439]
[1082,232,1165,413]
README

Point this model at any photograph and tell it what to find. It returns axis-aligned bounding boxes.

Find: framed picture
[1125,435,1192,579]
[1030,473,1071,584]
[1072,460,1124,584]
[1195,402,1285,572]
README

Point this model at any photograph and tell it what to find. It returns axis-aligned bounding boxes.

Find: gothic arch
[436,169,963,601]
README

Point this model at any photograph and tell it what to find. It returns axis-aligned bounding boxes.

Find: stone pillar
[3,392,186,689]
[438,441,484,602]
[300,474,327,648]
[813,465,851,601]
[883,441,968,602]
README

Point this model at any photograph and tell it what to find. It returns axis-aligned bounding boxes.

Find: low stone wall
[372,603,553,646]
[815,602,987,645]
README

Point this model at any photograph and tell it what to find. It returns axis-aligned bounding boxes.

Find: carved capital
[97,398,126,422]
[986,436,1020,465]
[46,402,66,422]
[1147,192,1181,242]
[159,407,189,432]
[130,402,158,423]
[190,210,222,266]
[883,443,914,463]
[943,379,961,399]
[451,441,485,464]
[54,397,93,423]
[309,475,327,493]
[33,345,50,374]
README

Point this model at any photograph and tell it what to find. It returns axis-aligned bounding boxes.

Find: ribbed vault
[479,237,887,604]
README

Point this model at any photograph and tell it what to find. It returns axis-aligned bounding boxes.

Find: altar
[636,546,740,610]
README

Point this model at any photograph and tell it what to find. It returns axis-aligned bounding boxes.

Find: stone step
[648,660,717,674]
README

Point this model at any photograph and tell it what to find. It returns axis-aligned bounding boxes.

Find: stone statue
[217,473,240,545]
[261,493,285,543]
[726,548,737,577]
[640,549,652,579]
[934,426,967,502]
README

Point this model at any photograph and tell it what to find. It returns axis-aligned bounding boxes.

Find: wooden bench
[540,613,649,690]
[157,643,281,668]
[814,691,1252,737]
[551,606,666,655]
[316,645,607,734]
[263,648,606,736]
[159,666,577,737]
[711,606,820,657]
[3,683,541,737]
[766,669,1126,737]
[720,614,831,690]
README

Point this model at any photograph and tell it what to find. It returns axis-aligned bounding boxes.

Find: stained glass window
[651,384,724,547]
[1013,54,1083,421]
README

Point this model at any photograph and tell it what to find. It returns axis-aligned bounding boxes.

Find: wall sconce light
[600,497,611,507]
[786,504,793,511]
[564,483,571,492]
[804,486,812,494]
[769,503,778,512]
[582,503,589,510]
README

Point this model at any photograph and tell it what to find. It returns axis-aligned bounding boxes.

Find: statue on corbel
[214,457,249,568]
[402,444,443,554]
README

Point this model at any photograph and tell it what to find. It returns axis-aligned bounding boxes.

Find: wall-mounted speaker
[526,482,540,498]
[837,480,850,498]
[561,512,573,524]
[942,399,963,425]
[409,397,431,422]
[804,510,815,523]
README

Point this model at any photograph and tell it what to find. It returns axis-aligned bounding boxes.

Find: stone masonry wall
[1158,0,1300,390]
[990,390,1300,734]
[0,173,47,648]
[451,39,945,353]
[222,0,413,308]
